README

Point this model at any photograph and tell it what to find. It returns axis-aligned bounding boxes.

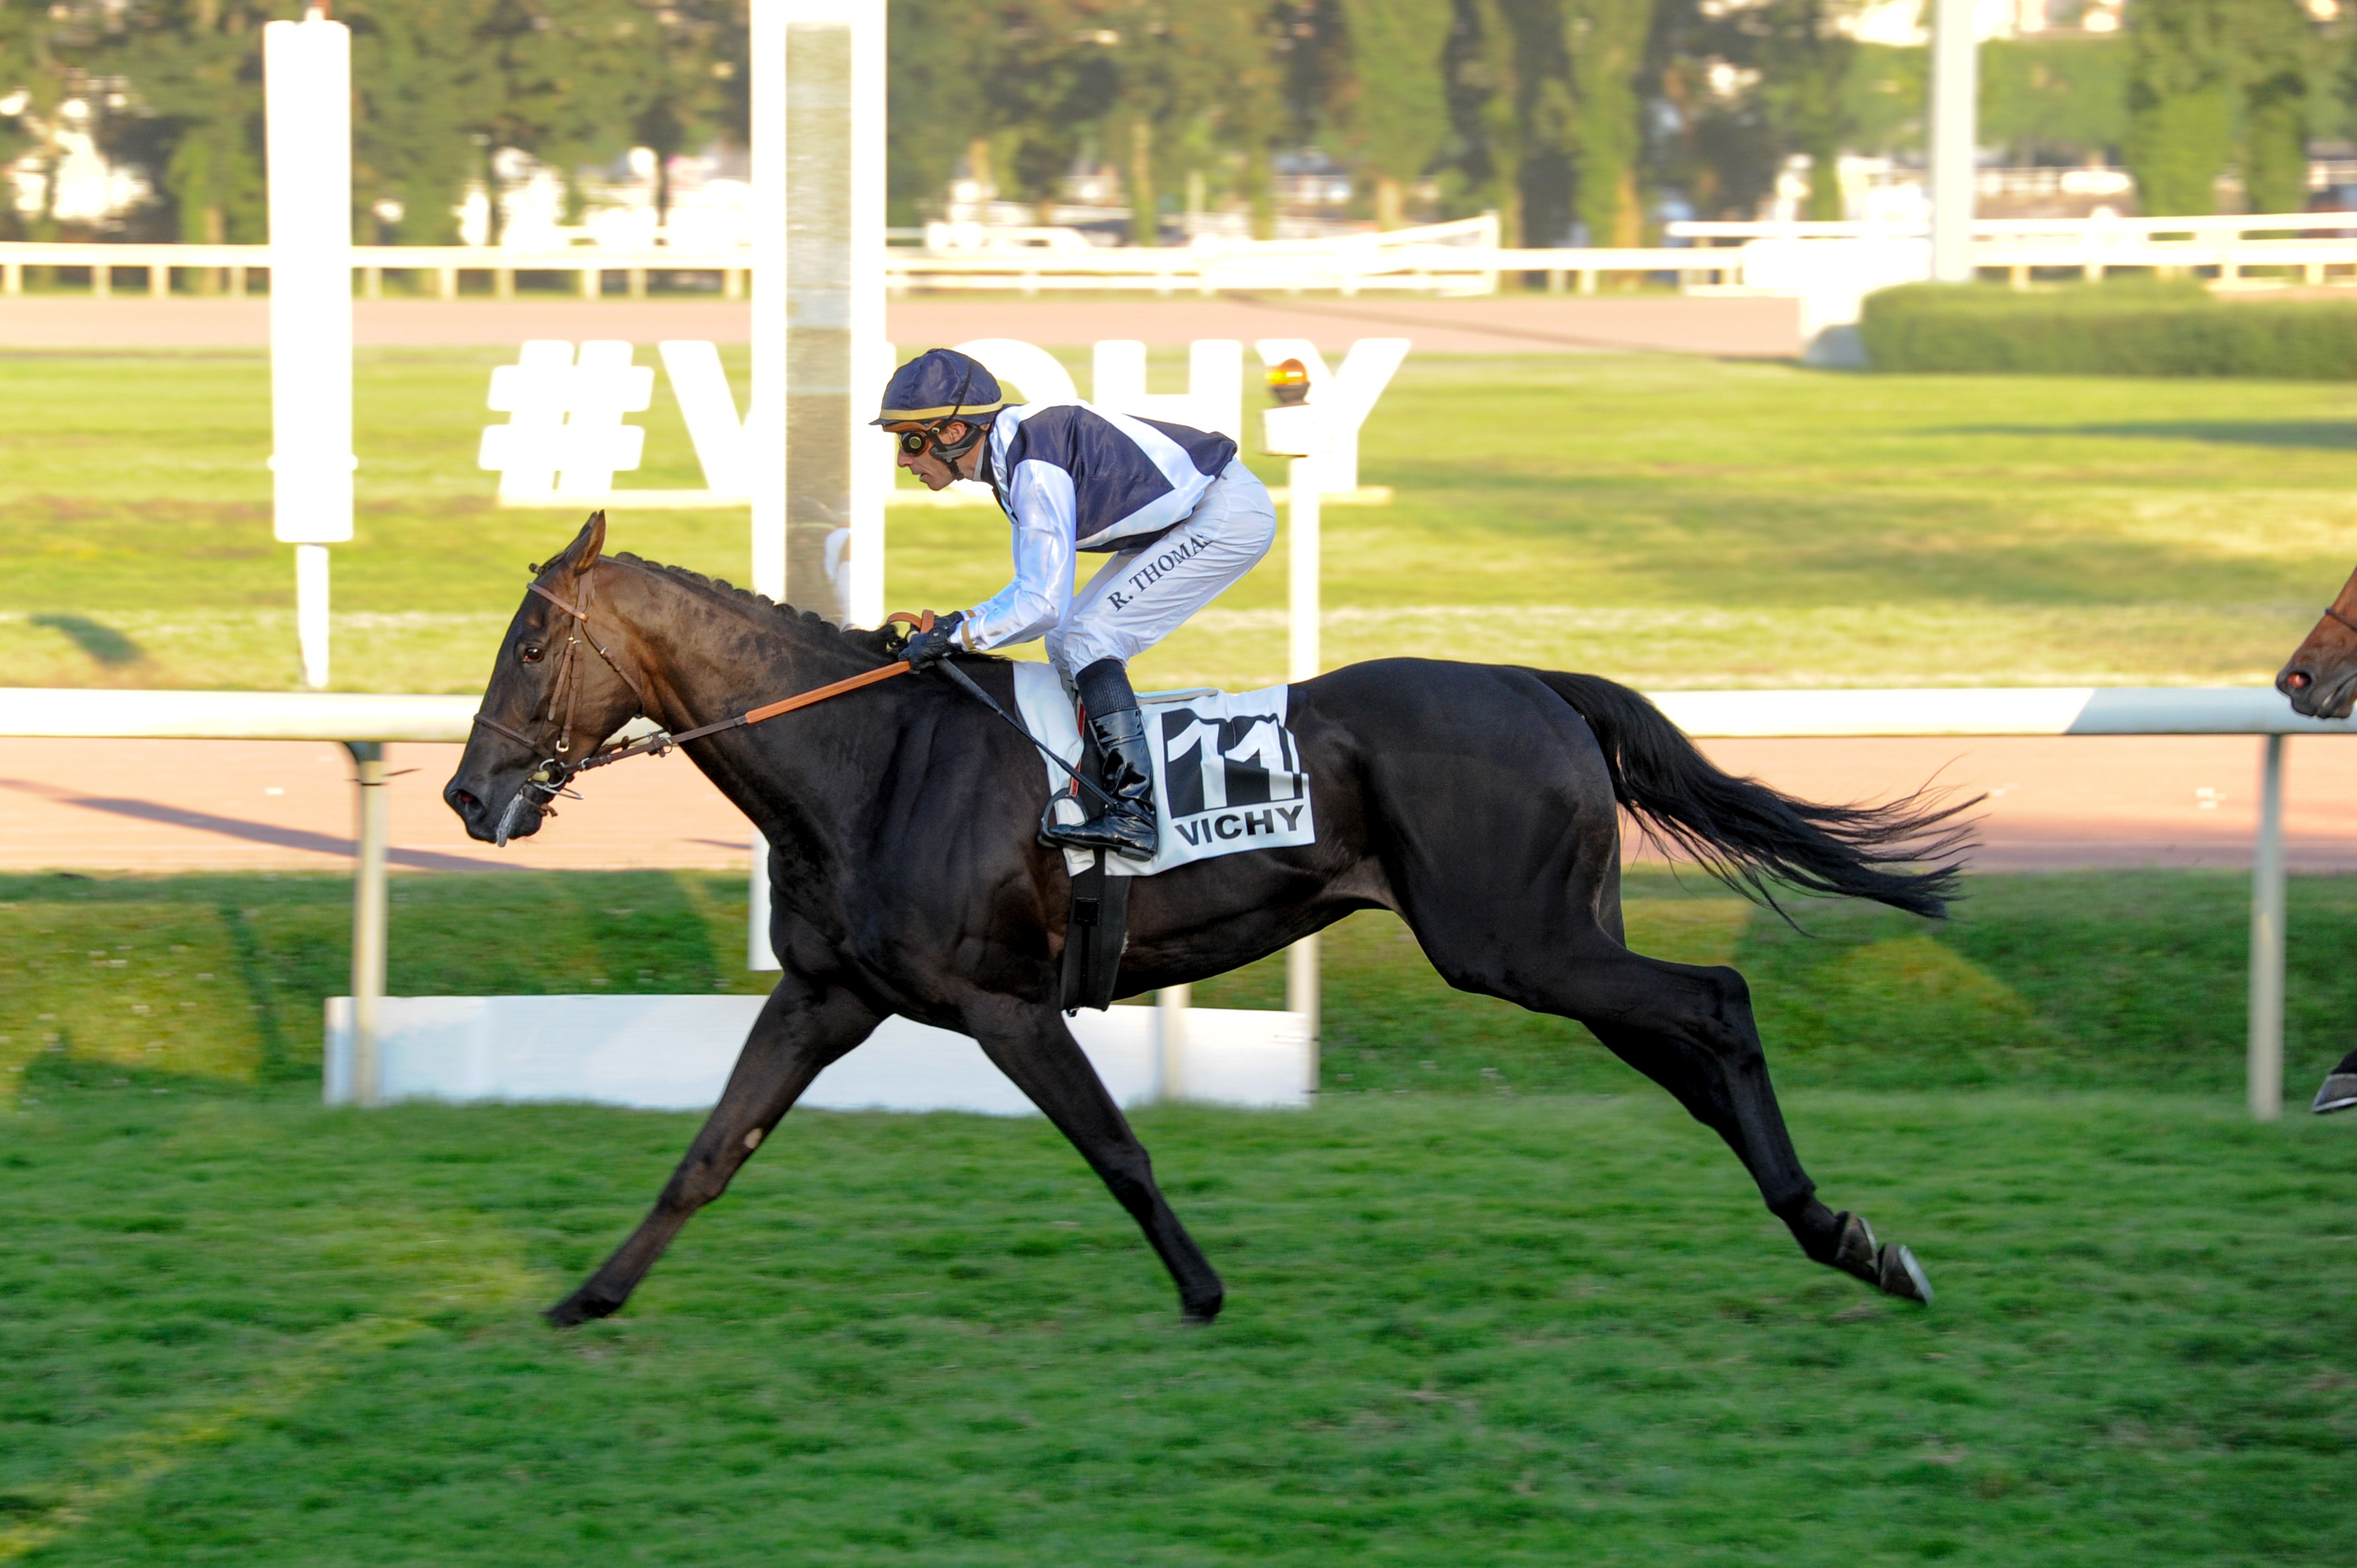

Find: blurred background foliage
[0,0,2348,247]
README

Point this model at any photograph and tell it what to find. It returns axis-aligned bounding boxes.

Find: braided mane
[607,552,909,659]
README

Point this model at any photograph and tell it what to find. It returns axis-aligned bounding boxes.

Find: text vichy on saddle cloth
[1011,664,1316,879]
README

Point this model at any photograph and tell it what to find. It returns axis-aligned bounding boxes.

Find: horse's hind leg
[966,1001,1226,1322]
[1500,940,1931,1305]
[546,973,881,1327]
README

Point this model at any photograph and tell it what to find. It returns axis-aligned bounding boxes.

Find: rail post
[2249,734,2286,1121]
[1286,452,1322,1077]
[344,740,389,1108]
[1157,983,1189,1103]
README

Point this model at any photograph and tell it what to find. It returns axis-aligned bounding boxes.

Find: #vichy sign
[480,336,1409,506]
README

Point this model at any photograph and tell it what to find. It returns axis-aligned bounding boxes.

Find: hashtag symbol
[477,340,655,501]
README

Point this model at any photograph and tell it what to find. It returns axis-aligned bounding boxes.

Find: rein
[471,577,1118,843]
[473,583,931,785]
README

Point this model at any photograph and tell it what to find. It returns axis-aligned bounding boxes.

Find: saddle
[1020,668,1316,1014]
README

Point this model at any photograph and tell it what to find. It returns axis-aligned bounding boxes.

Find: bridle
[469,564,1118,846]
[469,568,934,843]
[2323,603,2357,639]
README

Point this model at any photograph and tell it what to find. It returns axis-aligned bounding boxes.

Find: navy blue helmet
[873,348,1005,428]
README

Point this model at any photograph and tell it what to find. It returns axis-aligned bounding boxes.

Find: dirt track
[4,733,2348,879]
[0,294,1801,356]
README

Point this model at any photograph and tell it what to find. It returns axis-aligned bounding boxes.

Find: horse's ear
[552,511,607,575]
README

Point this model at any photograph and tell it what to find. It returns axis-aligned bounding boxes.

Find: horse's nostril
[2286,670,2313,693]
[450,788,481,813]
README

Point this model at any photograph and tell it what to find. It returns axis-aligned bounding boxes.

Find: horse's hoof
[1830,1210,1880,1284]
[2312,1073,2357,1115]
[1875,1242,1934,1305]
[1180,1292,1224,1326]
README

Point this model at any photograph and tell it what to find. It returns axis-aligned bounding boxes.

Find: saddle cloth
[1011,663,1316,878]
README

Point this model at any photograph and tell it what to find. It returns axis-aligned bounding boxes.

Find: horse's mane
[603,552,926,661]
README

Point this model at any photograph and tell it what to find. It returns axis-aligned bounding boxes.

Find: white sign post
[1261,388,1331,1085]
[747,0,887,969]
[263,7,354,691]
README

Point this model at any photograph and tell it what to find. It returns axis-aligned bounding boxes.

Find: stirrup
[1042,809,1158,861]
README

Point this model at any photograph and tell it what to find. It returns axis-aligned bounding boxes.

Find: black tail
[1535,671,1976,921]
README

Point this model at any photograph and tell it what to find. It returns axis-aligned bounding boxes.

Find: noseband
[2323,603,2357,639]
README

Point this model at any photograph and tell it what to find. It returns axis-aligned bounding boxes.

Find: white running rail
[3,683,2340,1118]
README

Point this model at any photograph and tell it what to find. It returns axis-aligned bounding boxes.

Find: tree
[1094,1,1283,244]
[2126,0,2240,214]
[1978,40,2127,169]
[342,1,493,244]
[2235,0,2312,216]
[1564,0,1650,243]
[102,1,275,245]
[2126,0,2317,217]
[1646,0,1781,222]
[469,0,728,233]
[1744,0,1853,222]
[0,1,75,239]
[1333,0,1451,228]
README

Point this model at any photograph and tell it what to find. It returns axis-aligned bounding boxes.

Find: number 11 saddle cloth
[1010,663,1317,880]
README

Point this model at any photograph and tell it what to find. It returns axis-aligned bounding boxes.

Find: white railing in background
[0,241,753,302]
[6,211,2348,306]
[1671,212,2357,242]
[1,683,2339,1119]
[1670,211,2357,290]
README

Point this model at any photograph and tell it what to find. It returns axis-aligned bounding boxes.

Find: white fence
[3,683,2342,1119]
[1670,211,2357,290]
[5,210,2350,308]
[0,240,753,302]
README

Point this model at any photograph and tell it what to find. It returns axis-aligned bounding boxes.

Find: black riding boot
[1043,659,1159,861]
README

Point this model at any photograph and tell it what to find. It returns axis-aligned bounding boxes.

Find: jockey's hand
[900,610,966,671]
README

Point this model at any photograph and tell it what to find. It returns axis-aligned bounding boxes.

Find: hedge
[1857,281,2357,379]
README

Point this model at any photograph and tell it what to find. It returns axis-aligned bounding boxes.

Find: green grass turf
[7,871,2357,1561]
[8,866,2354,1103]
[3,348,2353,692]
[2,1082,2352,1565]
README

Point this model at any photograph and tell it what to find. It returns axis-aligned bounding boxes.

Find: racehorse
[446,515,1970,1326]
[2272,564,2357,1113]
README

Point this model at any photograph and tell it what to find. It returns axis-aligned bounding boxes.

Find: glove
[900,609,966,671]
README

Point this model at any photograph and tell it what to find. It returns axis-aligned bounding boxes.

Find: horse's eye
[519,642,545,664]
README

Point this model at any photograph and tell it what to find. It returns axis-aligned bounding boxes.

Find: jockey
[878,346,1276,861]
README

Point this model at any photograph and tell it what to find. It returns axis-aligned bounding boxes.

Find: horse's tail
[1533,670,1975,921]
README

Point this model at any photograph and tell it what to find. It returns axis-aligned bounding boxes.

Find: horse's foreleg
[969,1004,1226,1322]
[1552,948,1933,1305]
[545,976,880,1327]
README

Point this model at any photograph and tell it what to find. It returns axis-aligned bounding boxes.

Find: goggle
[892,356,982,457]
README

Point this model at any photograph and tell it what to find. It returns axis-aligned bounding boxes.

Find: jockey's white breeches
[1044,459,1277,676]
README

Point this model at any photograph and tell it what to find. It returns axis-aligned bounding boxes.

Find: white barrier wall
[323,996,1313,1115]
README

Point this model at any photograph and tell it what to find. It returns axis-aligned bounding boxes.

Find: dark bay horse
[446,516,1968,1326]
[2274,563,2357,1113]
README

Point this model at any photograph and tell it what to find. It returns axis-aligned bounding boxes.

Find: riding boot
[1043,705,1160,861]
